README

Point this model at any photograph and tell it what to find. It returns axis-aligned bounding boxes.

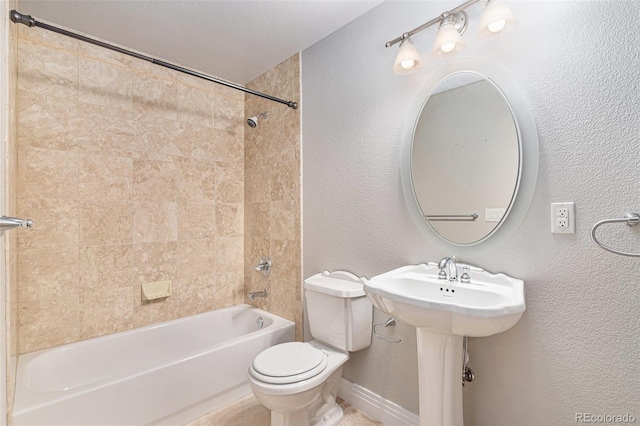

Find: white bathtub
[13,304,295,425]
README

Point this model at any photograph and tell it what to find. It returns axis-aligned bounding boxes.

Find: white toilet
[248,271,372,426]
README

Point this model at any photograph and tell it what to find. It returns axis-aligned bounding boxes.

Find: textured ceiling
[18,0,383,85]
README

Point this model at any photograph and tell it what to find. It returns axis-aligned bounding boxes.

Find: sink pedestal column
[416,328,464,426]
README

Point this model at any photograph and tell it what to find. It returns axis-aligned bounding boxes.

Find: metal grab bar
[590,213,640,257]
[425,213,478,221]
[0,216,33,232]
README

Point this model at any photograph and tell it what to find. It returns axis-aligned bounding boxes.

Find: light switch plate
[551,202,575,234]
[485,208,506,222]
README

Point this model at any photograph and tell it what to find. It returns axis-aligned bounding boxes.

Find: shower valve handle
[253,256,272,277]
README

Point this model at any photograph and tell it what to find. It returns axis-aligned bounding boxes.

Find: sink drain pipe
[462,337,475,386]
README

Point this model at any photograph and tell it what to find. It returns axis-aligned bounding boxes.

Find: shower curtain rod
[9,10,299,110]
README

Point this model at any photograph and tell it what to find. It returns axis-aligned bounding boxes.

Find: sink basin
[365,262,525,425]
[365,262,525,337]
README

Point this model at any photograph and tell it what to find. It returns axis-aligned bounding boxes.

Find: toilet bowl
[248,341,348,426]
[248,271,372,426]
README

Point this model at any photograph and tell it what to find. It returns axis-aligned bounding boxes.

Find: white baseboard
[338,378,419,426]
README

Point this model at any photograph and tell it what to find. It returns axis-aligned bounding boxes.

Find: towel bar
[590,213,640,257]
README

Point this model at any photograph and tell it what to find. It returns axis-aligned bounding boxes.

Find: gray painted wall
[302,1,640,424]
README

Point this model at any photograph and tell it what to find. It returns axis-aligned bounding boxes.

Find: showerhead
[246,112,267,128]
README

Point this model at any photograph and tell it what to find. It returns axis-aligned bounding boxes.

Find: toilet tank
[304,271,373,352]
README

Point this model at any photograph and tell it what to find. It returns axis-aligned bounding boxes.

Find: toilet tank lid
[304,271,367,298]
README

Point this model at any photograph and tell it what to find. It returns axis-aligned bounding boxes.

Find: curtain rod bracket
[10,10,35,27]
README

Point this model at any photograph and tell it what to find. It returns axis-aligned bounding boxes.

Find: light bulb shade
[393,38,423,75]
[478,0,517,38]
[431,21,466,58]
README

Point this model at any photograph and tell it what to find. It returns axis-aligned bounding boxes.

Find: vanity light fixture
[393,35,424,75]
[387,0,517,75]
[431,12,467,57]
[477,0,518,38]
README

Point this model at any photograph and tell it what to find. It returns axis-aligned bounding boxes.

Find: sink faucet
[438,256,458,282]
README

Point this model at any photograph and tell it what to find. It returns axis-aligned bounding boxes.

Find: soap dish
[141,280,172,301]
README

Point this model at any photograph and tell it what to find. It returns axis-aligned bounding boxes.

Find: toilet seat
[250,342,329,384]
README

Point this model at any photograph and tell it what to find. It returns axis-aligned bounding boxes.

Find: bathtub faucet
[249,290,268,300]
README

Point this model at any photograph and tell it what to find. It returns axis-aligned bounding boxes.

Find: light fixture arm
[385,0,480,48]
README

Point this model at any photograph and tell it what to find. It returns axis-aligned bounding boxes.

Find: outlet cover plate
[551,202,575,234]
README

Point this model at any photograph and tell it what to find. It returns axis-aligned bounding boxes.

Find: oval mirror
[401,59,538,256]
[412,73,520,244]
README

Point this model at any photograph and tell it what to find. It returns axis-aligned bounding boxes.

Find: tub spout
[249,290,268,300]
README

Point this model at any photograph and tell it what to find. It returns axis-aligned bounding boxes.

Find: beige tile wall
[6,0,19,420]
[15,25,246,354]
[244,54,302,340]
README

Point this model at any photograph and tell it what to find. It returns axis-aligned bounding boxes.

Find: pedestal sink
[365,262,525,426]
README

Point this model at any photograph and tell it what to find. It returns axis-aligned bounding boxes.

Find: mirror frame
[401,58,539,256]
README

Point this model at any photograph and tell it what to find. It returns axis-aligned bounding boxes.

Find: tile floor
[184,394,382,426]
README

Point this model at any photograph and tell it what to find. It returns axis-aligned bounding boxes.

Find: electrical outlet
[551,202,575,234]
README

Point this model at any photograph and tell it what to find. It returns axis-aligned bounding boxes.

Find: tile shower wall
[15,25,245,354]
[244,54,302,340]
[6,0,19,420]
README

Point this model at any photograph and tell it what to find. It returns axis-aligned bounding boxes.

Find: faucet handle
[253,256,272,277]
[460,266,471,283]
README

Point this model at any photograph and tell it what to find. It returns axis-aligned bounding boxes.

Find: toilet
[248,271,373,426]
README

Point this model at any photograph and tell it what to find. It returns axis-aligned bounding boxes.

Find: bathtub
[13,304,295,425]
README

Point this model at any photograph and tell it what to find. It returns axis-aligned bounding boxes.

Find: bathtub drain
[256,317,264,329]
